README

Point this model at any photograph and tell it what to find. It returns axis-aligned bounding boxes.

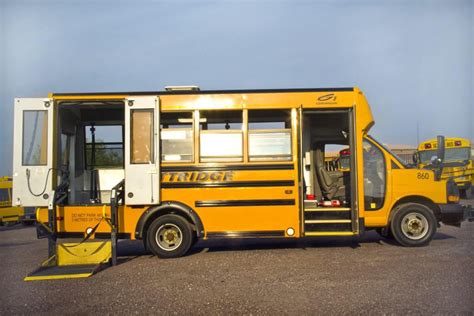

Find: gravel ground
[1,202,473,314]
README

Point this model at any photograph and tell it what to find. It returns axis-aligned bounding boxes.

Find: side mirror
[436,135,445,163]
[412,152,419,165]
[430,155,442,167]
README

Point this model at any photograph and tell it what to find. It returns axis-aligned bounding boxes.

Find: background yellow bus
[0,176,35,226]
[416,137,473,198]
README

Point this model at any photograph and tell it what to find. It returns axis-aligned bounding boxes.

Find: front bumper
[439,203,473,226]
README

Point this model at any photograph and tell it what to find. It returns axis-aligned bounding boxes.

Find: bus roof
[51,87,354,97]
[418,137,471,151]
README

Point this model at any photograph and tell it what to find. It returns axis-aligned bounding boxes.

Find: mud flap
[24,241,112,281]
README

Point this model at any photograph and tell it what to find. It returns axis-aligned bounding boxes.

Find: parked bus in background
[337,148,351,172]
[415,137,473,198]
[0,176,35,226]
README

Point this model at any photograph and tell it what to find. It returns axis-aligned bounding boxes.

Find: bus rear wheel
[390,203,437,247]
[146,214,194,258]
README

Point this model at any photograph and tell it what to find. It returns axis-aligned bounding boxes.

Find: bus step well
[303,206,355,236]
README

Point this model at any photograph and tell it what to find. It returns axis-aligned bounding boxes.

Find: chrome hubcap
[155,223,183,251]
[401,212,429,240]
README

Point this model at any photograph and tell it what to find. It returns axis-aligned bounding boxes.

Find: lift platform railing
[110,179,125,266]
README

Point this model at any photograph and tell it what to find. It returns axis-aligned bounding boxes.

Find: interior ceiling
[305,112,349,145]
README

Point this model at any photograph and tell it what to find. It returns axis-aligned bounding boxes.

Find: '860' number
[417,172,430,180]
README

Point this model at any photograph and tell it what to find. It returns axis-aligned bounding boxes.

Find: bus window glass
[161,112,194,162]
[0,188,9,206]
[131,110,154,164]
[363,139,386,210]
[22,110,48,166]
[200,110,243,162]
[248,110,292,161]
[445,148,470,162]
[85,125,124,168]
[419,147,470,164]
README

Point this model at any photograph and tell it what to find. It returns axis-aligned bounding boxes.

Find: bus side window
[160,112,194,162]
[248,110,292,162]
[0,188,9,206]
[199,110,243,162]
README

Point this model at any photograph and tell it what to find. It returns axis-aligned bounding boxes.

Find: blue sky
[0,0,472,176]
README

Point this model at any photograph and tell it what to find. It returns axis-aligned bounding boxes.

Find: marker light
[454,141,461,146]
[424,144,432,149]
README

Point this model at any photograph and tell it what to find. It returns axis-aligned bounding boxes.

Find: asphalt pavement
[1,200,473,314]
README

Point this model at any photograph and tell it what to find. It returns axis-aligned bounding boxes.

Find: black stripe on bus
[162,180,294,189]
[195,199,295,207]
[55,232,131,239]
[162,164,294,172]
[206,230,285,238]
[53,87,354,97]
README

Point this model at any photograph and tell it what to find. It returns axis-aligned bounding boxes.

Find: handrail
[110,179,125,266]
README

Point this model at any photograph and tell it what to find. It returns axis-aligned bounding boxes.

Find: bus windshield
[420,147,470,164]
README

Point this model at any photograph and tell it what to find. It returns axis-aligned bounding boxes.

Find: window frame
[198,110,244,163]
[84,124,125,169]
[160,111,195,164]
[130,109,155,165]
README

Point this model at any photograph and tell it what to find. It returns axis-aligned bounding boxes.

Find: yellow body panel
[57,242,112,266]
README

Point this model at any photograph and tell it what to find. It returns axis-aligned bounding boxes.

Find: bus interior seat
[314,145,347,200]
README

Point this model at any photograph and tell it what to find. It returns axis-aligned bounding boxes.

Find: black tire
[146,214,194,258]
[459,189,467,199]
[390,203,437,247]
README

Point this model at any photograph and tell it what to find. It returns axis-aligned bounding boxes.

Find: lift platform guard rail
[24,180,124,281]
[11,86,472,281]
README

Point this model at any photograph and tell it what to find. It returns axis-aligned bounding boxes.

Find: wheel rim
[400,212,429,240]
[155,223,183,251]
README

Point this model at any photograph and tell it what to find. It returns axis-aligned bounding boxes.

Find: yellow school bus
[337,148,351,172]
[0,176,35,225]
[11,86,471,273]
[416,137,473,198]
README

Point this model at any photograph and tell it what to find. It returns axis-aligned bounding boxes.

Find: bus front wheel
[146,214,194,258]
[390,203,437,247]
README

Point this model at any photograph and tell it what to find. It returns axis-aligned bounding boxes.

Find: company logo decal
[162,171,234,182]
[317,94,337,103]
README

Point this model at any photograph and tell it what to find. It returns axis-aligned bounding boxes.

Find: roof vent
[165,85,200,92]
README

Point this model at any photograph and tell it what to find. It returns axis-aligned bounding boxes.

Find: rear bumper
[439,203,473,226]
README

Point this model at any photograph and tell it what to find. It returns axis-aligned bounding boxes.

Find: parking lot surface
[1,202,473,314]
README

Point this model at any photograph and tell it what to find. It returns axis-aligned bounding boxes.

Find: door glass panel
[131,110,154,164]
[22,110,48,165]
[363,139,386,210]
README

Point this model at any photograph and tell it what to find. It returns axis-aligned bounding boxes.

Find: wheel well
[389,196,441,222]
[136,201,204,241]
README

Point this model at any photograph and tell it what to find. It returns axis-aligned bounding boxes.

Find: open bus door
[12,98,54,207]
[124,96,160,205]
